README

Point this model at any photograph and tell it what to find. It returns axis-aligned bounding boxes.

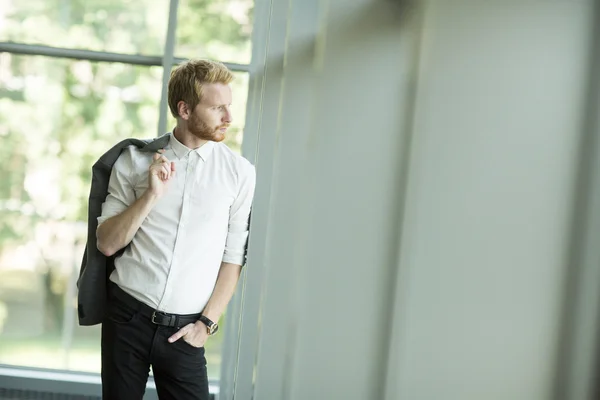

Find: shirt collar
[169,132,191,159]
[169,132,216,161]
[194,140,216,161]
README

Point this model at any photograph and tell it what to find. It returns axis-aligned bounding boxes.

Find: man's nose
[223,109,232,124]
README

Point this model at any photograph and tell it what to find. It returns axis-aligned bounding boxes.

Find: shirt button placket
[160,153,192,310]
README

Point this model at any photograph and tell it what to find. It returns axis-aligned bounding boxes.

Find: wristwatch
[198,315,219,335]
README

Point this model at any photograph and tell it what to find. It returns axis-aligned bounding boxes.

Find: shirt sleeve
[222,159,257,265]
[97,148,136,226]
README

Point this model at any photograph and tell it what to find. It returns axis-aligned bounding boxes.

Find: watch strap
[198,314,218,334]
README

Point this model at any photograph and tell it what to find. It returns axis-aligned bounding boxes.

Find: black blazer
[77,134,170,326]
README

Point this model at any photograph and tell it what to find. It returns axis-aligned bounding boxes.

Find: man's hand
[148,149,176,197]
[168,321,209,348]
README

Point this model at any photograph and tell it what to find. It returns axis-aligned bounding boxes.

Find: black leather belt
[110,283,201,329]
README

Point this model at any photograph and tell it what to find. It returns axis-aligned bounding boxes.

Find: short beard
[189,113,226,142]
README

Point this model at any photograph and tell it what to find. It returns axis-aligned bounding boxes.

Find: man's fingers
[160,165,170,179]
[150,159,169,171]
[153,149,166,160]
[155,155,169,165]
[168,324,196,343]
[149,154,174,181]
[152,149,169,165]
[168,327,188,343]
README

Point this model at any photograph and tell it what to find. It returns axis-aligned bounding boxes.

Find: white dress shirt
[98,133,256,314]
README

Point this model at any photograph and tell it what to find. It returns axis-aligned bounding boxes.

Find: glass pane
[176,0,253,65]
[0,53,162,373]
[166,71,249,156]
[0,0,169,55]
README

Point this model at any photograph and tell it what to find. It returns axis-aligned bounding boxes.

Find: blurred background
[4,0,600,399]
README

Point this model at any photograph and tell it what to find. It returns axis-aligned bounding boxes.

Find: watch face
[199,315,219,335]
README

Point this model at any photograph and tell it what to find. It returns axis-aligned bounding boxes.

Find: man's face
[187,82,233,142]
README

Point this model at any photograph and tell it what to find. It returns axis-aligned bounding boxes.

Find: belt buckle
[152,311,166,325]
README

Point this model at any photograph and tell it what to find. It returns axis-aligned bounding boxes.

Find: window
[0,0,253,384]
[0,53,162,373]
[0,0,170,55]
[176,0,253,64]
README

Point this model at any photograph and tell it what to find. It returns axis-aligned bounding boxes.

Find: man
[96,59,256,399]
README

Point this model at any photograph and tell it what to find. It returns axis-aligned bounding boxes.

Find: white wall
[229,1,599,399]
[391,2,594,400]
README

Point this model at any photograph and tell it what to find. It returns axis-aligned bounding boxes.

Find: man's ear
[177,101,190,120]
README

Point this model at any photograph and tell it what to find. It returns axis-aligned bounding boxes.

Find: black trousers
[101,284,209,400]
